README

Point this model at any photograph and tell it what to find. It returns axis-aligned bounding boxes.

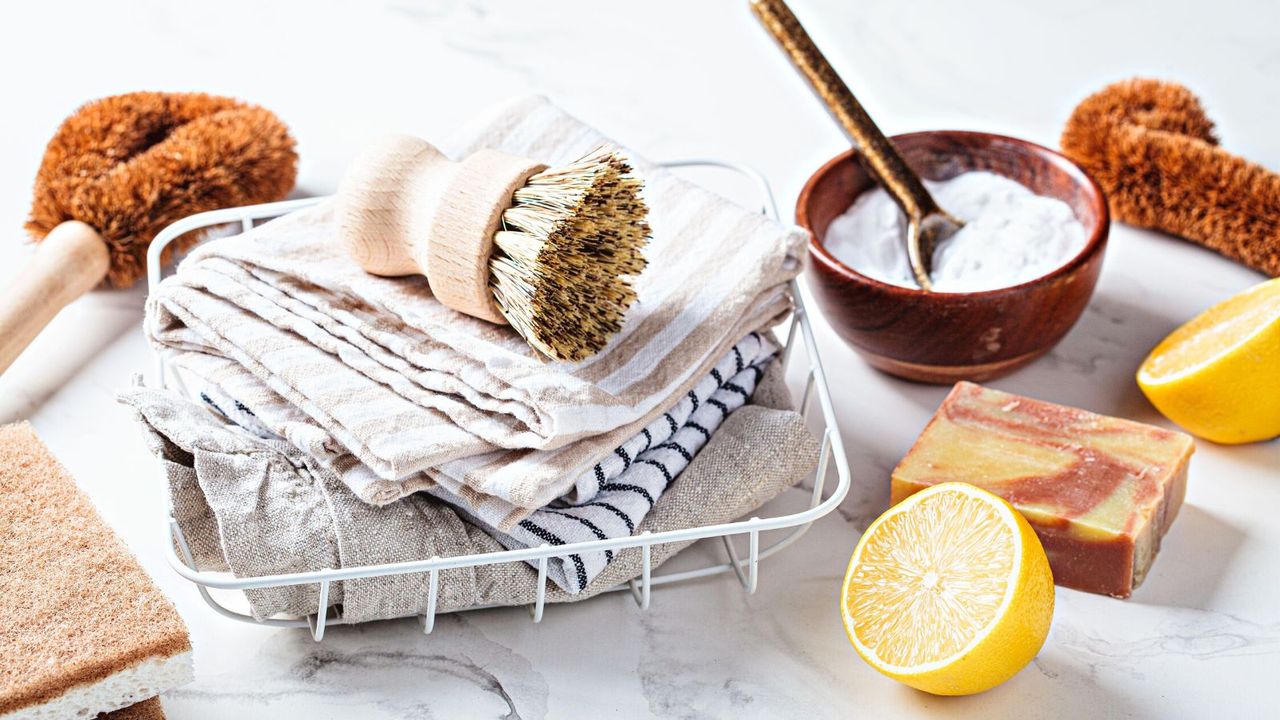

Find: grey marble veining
[166,617,551,719]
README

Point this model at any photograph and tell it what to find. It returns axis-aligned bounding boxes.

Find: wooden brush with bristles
[337,136,649,361]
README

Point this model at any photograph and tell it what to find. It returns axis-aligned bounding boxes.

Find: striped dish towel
[199,335,774,592]
[189,333,768,535]
[146,96,803,527]
[479,348,773,592]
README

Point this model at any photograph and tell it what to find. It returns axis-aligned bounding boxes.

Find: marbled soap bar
[892,382,1194,598]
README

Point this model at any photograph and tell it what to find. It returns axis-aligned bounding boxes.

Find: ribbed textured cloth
[145,96,805,529]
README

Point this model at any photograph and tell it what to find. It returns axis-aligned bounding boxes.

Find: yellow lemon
[840,482,1054,696]
[1137,277,1280,444]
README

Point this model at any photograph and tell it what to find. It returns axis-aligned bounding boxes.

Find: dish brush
[2,91,297,374]
[337,135,649,361]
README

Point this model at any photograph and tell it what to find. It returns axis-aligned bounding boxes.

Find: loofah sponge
[25,92,297,288]
[1061,78,1280,277]
[0,423,192,719]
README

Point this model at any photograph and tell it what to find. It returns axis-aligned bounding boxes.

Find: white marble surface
[2,1,1278,717]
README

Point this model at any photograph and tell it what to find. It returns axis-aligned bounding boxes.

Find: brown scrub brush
[0,91,297,374]
[1061,78,1280,277]
[337,135,649,361]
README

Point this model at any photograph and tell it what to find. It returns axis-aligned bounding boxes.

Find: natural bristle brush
[0,91,297,375]
[1061,78,1280,277]
[337,135,650,361]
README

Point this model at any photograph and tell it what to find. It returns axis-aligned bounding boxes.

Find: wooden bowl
[798,131,1109,383]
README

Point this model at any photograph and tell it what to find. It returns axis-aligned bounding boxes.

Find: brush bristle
[27,92,297,288]
[490,146,650,361]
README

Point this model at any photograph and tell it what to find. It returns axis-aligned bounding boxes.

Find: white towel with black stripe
[466,342,774,593]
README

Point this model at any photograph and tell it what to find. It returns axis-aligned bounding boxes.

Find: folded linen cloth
[200,333,776,593]
[119,362,819,622]
[184,333,777,539]
[447,344,774,592]
[145,95,806,527]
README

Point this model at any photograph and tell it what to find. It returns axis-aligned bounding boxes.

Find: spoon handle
[749,0,942,223]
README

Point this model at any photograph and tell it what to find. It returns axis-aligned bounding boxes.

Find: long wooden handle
[0,220,110,374]
[749,0,942,222]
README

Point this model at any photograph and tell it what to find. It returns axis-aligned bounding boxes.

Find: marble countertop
[2,1,1277,717]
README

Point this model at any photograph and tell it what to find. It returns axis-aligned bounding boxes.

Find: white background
[1,1,1277,717]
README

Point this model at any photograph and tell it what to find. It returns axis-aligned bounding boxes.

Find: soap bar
[891,382,1194,598]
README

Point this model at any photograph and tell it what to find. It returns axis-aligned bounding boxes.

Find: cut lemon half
[841,482,1054,696]
[1137,277,1280,444]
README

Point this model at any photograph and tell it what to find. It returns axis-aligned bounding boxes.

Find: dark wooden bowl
[798,131,1109,383]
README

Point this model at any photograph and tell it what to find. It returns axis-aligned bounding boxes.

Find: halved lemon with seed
[841,482,1054,696]
[1137,277,1280,444]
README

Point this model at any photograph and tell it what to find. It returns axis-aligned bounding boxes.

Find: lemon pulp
[1137,277,1280,443]
[840,482,1054,696]
[845,486,1016,670]
[1140,279,1280,382]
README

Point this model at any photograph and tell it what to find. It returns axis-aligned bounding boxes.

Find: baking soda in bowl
[823,171,1086,292]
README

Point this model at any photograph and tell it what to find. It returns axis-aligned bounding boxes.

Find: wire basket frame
[145,160,852,641]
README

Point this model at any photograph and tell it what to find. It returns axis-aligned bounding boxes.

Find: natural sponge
[1061,78,1280,277]
[0,423,193,718]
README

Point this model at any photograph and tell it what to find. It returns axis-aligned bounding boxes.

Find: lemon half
[840,482,1055,696]
[1138,277,1280,444]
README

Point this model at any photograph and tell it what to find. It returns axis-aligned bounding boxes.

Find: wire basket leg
[529,550,549,623]
[722,521,761,594]
[419,564,441,634]
[307,578,332,642]
[627,533,653,610]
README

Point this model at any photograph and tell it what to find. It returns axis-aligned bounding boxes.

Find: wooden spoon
[750,0,963,290]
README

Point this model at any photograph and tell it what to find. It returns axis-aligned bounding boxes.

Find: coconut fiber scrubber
[0,422,192,718]
[1062,78,1280,276]
[337,135,649,361]
[0,91,297,374]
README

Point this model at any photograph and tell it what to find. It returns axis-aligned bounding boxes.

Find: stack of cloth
[119,97,819,623]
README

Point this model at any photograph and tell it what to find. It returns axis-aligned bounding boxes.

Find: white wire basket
[145,159,851,641]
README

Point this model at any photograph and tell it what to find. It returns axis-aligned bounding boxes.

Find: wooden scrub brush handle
[1062,78,1280,277]
[0,222,108,370]
[338,135,546,324]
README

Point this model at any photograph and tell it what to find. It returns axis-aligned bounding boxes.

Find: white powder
[823,171,1087,292]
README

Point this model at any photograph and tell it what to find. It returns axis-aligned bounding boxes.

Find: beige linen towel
[118,363,819,623]
[146,96,805,528]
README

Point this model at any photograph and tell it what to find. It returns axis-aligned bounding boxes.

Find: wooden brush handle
[336,135,545,323]
[0,221,110,374]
